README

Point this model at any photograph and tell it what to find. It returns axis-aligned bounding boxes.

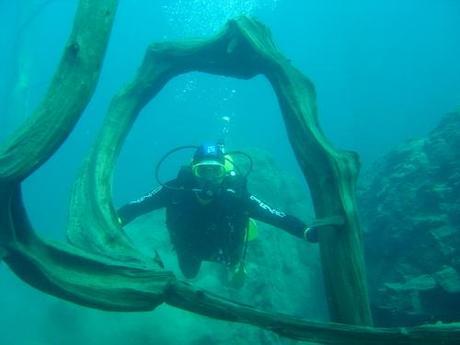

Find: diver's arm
[246,194,307,239]
[117,185,171,226]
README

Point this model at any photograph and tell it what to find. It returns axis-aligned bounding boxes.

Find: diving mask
[192,160,225,182]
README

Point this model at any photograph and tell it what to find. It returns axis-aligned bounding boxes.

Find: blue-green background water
[0,1,459,344]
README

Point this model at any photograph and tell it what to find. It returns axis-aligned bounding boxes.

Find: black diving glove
[303,216,345,243]
[303,226,319,243]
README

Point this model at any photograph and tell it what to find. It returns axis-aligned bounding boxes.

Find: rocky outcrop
[359,111,460,326]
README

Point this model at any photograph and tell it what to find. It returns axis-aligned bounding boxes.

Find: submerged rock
[359,111,460,326]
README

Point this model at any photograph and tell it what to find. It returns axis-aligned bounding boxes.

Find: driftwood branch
[0,0,118,182]
[67,14,371,325]
[166,281,460,345]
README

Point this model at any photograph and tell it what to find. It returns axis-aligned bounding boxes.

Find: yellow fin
[246,218,258,241]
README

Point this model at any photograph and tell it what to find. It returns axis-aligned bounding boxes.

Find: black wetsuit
[118,167,306,278]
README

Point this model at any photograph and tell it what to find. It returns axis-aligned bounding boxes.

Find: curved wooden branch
[68,15,370,325]
[0,0,118,182]
[166,281,460,345]
[2,184,173,311]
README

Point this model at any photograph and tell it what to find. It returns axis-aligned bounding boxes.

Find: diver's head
[192,143,226,184]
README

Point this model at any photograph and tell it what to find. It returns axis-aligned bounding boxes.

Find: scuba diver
[117,142,320,285]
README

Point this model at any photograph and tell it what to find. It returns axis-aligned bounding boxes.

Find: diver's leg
[227,231,245,267]
[176,250,201,279]
[224,230,247,288]
[167,221,202,279]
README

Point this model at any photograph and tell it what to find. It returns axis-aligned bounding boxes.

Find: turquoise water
[0,1,459,344]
